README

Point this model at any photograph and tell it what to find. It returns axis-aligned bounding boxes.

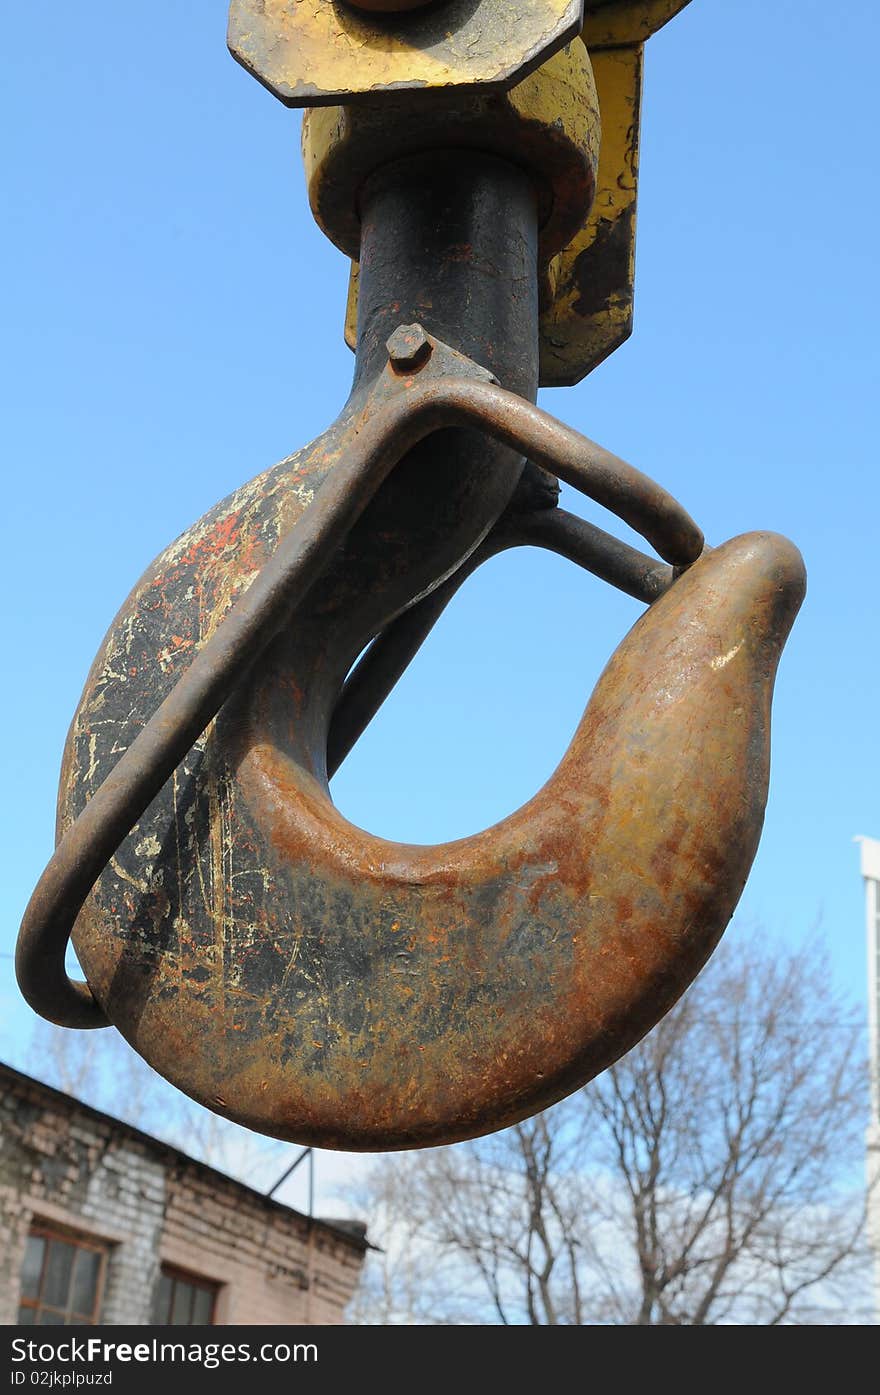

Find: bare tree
[349,931,875,1325]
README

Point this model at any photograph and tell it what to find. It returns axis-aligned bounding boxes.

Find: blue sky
[1,2,878,1204]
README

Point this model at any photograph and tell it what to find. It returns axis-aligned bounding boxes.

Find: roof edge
[0,1061,371,1253]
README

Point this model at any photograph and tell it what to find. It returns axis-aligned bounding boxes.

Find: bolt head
[386,324,433,373]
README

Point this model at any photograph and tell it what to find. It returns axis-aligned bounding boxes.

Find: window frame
[152,1264,219,1326]
[19,1223,109,1326]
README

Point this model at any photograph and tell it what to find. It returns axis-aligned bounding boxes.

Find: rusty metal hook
[16,331,699,1026]
[16,328,804,1148]
[14,4,807,1158]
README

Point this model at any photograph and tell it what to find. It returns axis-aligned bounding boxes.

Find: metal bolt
[386,324,433,373]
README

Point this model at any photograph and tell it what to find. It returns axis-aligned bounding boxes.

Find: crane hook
[16,4,806,1151]
[17,329,804,1148]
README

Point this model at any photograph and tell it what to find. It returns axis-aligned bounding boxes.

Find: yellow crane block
[343,0,694,386]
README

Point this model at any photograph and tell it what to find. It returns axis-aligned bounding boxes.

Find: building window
[152,1266,218,1325]
[19,1227,107,1326]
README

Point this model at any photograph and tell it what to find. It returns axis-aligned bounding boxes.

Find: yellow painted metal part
[341,41,641,384]
[537,3,694,383]
[305,39,600,266]
[538,43,642,387]
[229,0,583,108]
[340,2,696,384]
[344,266,359,357]
[582,0,692,48]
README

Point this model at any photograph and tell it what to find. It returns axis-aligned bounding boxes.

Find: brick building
[0,1064,367,1325]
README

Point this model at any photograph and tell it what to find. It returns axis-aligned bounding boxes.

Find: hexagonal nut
[386,325,433,373]
[228,0,585,108]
